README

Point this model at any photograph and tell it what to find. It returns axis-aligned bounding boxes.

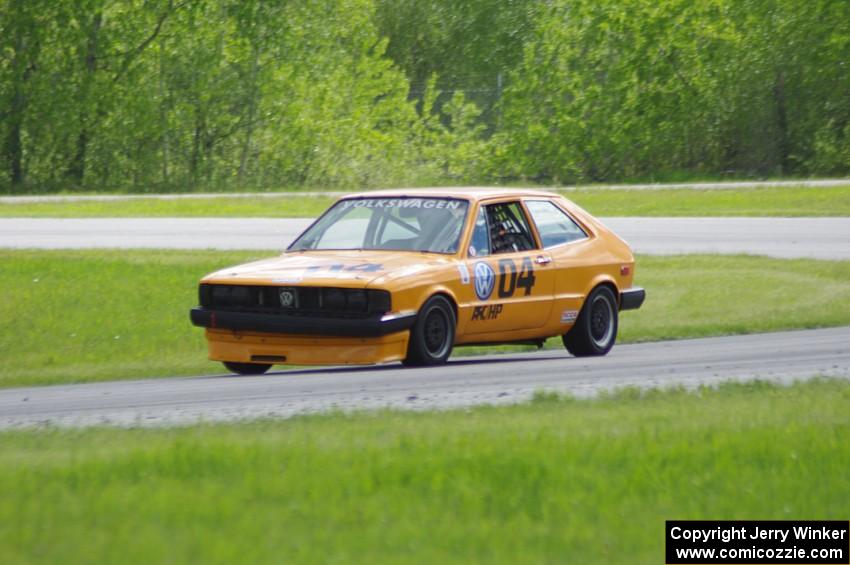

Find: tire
[223,361,272,375]
[403,295,456,367]
[563,285,618,357]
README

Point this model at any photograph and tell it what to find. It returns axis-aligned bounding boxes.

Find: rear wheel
[223,361,272,375]
[403,295,456,367]
[563,285,618,357]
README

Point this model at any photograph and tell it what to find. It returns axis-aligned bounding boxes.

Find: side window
[525,200,587,248]
[468,207,490,257]
[485,201,536,254]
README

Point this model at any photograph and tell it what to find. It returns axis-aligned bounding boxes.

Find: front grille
[199,284,391,318]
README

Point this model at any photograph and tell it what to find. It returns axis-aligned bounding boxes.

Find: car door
[523,199,593,326]
[463,200,555,334]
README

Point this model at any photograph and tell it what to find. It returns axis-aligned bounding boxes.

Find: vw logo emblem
[473,262,495,300]
[279,289,296,308]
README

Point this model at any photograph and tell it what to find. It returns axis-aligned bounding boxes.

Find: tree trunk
[773,70,790,175]
[159,36,170,184]
[2,0,34,189]
[190,107,204,185]
[238,47,261,184]
[67,12,102,186]
[3,91,25,188]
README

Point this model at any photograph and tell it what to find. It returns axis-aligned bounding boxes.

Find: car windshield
[288,197,470,254]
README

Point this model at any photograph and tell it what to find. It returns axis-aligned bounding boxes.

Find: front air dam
[205,328,411,366]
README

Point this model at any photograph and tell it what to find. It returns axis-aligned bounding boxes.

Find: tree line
[1,0,848,193]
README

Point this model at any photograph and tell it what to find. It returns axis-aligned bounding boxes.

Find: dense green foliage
[0,0,426,192]
[498,0,850,182]
[3,250,850,387]
[1,379,849,563]
[1,0,849,192]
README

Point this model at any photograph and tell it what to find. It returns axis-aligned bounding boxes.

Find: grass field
[0,194,336,218]
[1,184,849,217]
[2,250,850,388]
[1,379,847,563]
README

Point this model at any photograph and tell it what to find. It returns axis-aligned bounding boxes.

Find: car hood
[202,250,449,288]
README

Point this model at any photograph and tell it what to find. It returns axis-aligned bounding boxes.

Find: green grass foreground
[0,379,848,563]
[1,184,849,217]
[2,250,850,388]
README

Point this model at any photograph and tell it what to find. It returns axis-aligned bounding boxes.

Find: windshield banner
[340,198,463,210]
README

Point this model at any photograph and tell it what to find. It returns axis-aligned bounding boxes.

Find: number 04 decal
[497,257,536,298]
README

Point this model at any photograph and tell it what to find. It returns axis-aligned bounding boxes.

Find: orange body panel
[205,328,409,365]
[194,188,638,365]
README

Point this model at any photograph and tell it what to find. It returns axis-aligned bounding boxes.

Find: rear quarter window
[525,200,587,248]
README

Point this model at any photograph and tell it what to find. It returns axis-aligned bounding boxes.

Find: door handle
[535,255,552,265]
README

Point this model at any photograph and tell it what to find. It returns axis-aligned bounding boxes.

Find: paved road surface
[0,218,313,251]
[1,179,848,203]
[2,217,849,259]
[1,326,848,429]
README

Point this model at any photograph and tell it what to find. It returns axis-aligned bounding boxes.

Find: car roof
[341,187,561,202]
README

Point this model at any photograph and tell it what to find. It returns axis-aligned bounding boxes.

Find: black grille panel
[199,284,390,318]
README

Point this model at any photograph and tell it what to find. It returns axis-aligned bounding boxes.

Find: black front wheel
[223,361,272,375]
[563,285,618,357]
[403,295,456,367]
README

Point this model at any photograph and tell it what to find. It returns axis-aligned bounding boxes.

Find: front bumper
[189,307,416,337]
[619,287,646,311]
[203,328,410,366]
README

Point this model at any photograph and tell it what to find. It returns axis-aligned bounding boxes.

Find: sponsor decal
[561,309,578,323]
[473,261,496,300]
[304,263,383,273]
[272,274,303,283]
[339,198,463,211]
[457,263,470,284]
[344,263,384,273]
[471,304,503,321]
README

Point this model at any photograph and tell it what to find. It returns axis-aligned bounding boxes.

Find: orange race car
[190,189,645,375]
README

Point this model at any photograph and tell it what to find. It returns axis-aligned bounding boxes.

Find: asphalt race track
[1,326,848,429]
[2,217,850,259]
